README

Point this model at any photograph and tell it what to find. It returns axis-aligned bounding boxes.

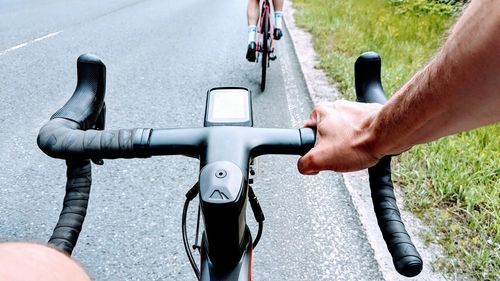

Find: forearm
[297,0,499,174]
[369,0,500,157]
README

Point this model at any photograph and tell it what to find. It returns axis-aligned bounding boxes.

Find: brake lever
[91,104,106,165]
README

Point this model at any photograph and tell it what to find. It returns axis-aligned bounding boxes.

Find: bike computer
[204,87,253,127]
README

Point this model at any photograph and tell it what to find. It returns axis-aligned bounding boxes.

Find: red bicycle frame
[256,0,275,53]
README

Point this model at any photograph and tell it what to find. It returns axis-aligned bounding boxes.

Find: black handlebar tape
[51,54,106,130]
[355,52,423,277]
[48,159,91,255]
[369,157,423,277]
[37,118,151,159]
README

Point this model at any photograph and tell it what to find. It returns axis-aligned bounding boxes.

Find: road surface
[0,0,384,280]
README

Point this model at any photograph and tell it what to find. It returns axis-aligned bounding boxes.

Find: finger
[303,119,316,128]
[304,110,319,126]
[297,148,324,175]
[297,157,318,175]
[304,104,328,127]
[308,107,318,121]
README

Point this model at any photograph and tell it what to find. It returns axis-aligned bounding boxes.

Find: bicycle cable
[248,185,264,248]
[182,183,200,280]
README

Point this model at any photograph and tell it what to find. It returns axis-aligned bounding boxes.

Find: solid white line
[0,31,62,56]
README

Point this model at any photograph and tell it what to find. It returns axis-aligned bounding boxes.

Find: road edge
[282,1,452,280]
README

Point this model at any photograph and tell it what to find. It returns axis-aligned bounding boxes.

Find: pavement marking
[0,31,62,56]
[280,47,304,127]
[279,30,307,128]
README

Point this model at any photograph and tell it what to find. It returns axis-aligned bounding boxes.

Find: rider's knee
[0,242,91,281]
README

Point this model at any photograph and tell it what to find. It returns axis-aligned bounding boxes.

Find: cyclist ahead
[246,0,284,62]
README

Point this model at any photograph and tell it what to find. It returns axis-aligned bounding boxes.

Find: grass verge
[291,0,499,280]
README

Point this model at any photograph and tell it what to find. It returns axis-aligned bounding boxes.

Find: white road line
[279,24,308,128]
[280,43,304,128]
[0,31,62,56]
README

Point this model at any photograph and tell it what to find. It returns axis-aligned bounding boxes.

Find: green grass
[396,125,500,280]
[292,0,499,280]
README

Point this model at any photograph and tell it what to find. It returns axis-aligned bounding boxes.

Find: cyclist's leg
[273,0,284,40]
[0,242,91,281]
[246,0,259,62]
[247,0,259,26]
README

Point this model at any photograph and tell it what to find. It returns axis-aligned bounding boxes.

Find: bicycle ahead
[255,0,276,92]
[37,52,423,280]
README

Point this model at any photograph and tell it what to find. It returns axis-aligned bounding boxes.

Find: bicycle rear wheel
[260,11,269,92]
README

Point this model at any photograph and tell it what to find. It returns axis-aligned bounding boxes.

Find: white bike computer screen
[205,88,252,126]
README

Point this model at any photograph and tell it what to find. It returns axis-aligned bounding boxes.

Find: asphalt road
[0,0,384,280]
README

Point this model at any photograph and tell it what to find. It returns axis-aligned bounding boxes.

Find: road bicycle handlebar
[38,53,422,277]
[37,55,148,160]
[38,120,315,162]
[46,159,91,254]
[38,55,315,161]
[36,54,142,254]
[355,52,423,277]
[37,54,315,256]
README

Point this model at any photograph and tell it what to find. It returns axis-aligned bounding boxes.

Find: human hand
[297,100,383,174]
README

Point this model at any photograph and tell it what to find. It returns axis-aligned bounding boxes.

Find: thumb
[297,149,321,175]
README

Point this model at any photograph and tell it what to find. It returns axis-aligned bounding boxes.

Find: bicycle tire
[260,10,269,92]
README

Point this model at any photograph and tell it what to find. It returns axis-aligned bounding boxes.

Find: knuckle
[314,102,332,112]
[333,99,351,108]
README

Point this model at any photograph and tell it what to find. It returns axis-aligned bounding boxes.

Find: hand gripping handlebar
[355,52,423,277]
